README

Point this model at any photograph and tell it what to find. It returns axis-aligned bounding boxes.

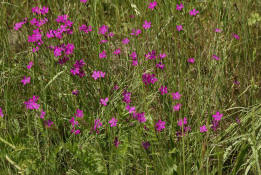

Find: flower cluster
[142,73,158,85]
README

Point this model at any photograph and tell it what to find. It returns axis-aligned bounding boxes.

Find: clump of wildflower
[187,57,195,63]
[58,56,69,65]
[93,118,102,133]
[109,117,118,127]
[148,1,157,10]
[40,110,46,119]
[142,73,158,85]
[21,76,31,85]
[114,137,120,147]
[159,53,166,59]
[176,25,183,31]
[99,50,107,58]
[79,24,92,33]
[171,92,181,100]
[24,96,40,110]
[189,9,199,16]
[145,50,157,60]
[30,18,48,28]
[32,6,49,15]
[80,0,88,3]
[45,120,54,128]
[0,108,4,118]
[155,120,165,131]
[159,86,168,95]
[26,61,33,69]
[100,97,109,106]
[122,90,132,104]
[130,29,141,36]
[233,33,240,40]
[69,117,80,135]
[143,20,151,30]
[215,28,222,33]
[70,59,85,77]
[92,70,105,80]
[14,18,27,31]
[156,62,165,69]
[122,38,129,44]
[176,3,184,11]
[133,112,146,123]
[142,141,150,149]
[212,111,223,121]
[126,105,136,114]
[200,125,208,133]
[212,54,220,61]
[98,25,109,35]
[113,48,121,55]
[75,109,84,118]
[130,51,138,66]
[173,103,182,111]
[177,117,187,127]
[28,28,42,43]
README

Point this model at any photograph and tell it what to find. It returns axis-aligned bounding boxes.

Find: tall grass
[0,0,260,174]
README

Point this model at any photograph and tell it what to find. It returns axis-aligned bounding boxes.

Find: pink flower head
[142,73,158,85]
[92,70,105,80]
[93,118,102,131]
[99,50,107,58]
[176,3,184,11]
[212,54,220,61]
[24,96,40,110]
[69,117,78,127]
[159,85,168,95]
[177,117,187,127]
[109,117,117,127]
[79,24,92,33]
[113,48,121,55]
[133,112,146,123]
[171,92,181,100]
[21,76,31,85]
[130,29,141,36]
[0,107,4,118]
[156,62,165,69]
[176,25,183,31]
[98,25,108,35]
[108,32,114,37]
[80,0,88,3]
[26,61,34,69]
[155,120,165,132]
[187,57,195,63]
[46,120,53,127]
[75,109,83,118]
[100,39,108,44]
[74,129,81,135]
[114,137,120,147]
[40,110,46,119]
[148,1,157,10]
[122,38,129,44]
[100,97,109,106]
[212,111,223,121]
[159,53,166,59]
[173,103,182,111]
[233,33,240,40]
[65,43,75,55]
[189,9,199,16]
[126,105,136,114]
[143,20,151,30]
[14,20,27,31]
[200,125,208,133]
[215,28,222,33]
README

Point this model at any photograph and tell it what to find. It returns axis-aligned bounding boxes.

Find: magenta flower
[177,117,187,127]
[114,137,120,147]
[145,50,156,60]
[133,112,146,123]
[142,73,158,85]
[215,28,222,33]
[98,25,108,35]
[108,32,114,37]
[212,111,223,121]
[187,57,195,63]
[100,39,108,44]
[189,9,199,16]
[176,25,183,31]
[171,92,181,100]
[142,141,150,149]
[126,105,136,114]
[212,54,220,61]
[113,48,121,55]
[21,76,31,85]
[173,103,182,111]
[92,70,105,80]
[233,33,240,40]
[100,97,109,106]
[130,29,141,36]
[74,129,81,135]
[109,117,117,127]
[46,120,54,127]
[159,53,166,59]
[156,62,165,69]
[0,107,4,118]
[176,3,184,11]
[24,96,40,110]
[75,109,83,118]
[26,62,33,70]
[143,20,151,30]
[65,43,75,55]
[14,20,27,31]
[99,50,107,59]
[93,119,102,131]
[155,120,166,131]
[159,86,168,95]
[79,24,92,33]
[69,117,79,127]
[122,90,132,104]
[40,110,46,119]
[80,0,88,3]
[148,1,157,10]
[200,125,208,133]
[122,38,129,44]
